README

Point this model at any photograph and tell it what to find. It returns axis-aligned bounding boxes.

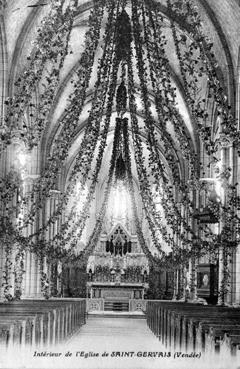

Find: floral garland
[25,2,78,147]
[47,114,122,265]
[1,1,109,299]
[142,0,236,258]
[15,0,106,232]
[167,0,216,156]
[141,0,196,179]
[61,2,123,245]
[122,116,158,265]
[1,0,219,262]
[38,5,137,263]
[37,3,125,254]
[14,242,25,300]
[123,15,168,249]
[77,116,123,263]
[131,0,200,252]
[141,0,198,227]
[0,169,23,211]
[1,0,239,301]
[2,236,13,301]
[166,0,238,154]
[3,0,77,149]
[37,4,135,258]
[36,0,117,239]
[126,23,187,255]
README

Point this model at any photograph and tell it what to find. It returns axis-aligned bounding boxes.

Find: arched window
[106,225,131,256]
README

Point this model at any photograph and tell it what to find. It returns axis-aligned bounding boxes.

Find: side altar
[86,223,149,312]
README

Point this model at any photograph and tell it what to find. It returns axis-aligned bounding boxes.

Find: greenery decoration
[0,0,239,304]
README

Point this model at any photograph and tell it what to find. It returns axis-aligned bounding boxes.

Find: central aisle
[52,314,207,369]
[62,315,171,369]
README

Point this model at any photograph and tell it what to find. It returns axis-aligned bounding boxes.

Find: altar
[88,282,145,300]
[86,222,149,312]
[87,282,145,312]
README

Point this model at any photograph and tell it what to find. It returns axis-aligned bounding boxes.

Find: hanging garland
[140,0,198,221]
[14,242,25,300]
[130,1,197,249]
[166,0,238,153]
[14,0,107,232]
[41,4,134,255]
[75,115,123,263]
[9,2,125,266]
[2,236,13,301]
[141,0,197,179]
[1,0,239,301]
[122,117,154,262]
[126,21,185,254]
[3,0,77,149]
[62,2,123,240]
[41,3,126,251]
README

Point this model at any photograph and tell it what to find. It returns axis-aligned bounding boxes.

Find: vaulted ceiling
[1,0,240,189]
[0,0,239,261]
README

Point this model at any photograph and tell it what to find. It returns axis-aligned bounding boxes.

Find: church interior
[0,0,240,367]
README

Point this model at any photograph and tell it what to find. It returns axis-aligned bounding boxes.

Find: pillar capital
[23,174,40,184]
[214,133,234,151]
[213,165,232,190]
[49,189,60,198]
[188,178,214,192]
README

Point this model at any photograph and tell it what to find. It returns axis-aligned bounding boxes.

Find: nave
[1,1,240,368]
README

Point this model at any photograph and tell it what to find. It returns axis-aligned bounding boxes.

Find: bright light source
[199,178,222,201]
[18,152,27,166]
[108,183,131,220]
[215,179,222,199]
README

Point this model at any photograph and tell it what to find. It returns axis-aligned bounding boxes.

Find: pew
[221,334,240,356]
[146,301,240,357]
[0,299,86,349]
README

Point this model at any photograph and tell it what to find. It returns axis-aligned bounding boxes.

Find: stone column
[180,203,187,301]
[172,268,178,300]
[0,241,4,301]
[171,232,177,300]
[22,251,31,298]
[0,141,26,300]
[48,190,60,297]
[234,245,240,304]
[22,253,42,299]
[0,4,7,127]
[189,256,197,300]
[21,175,42,299]
[214,134,233,305]
[189,186,198,301]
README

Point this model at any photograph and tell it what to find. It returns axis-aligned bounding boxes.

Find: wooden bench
[220,333,240,357]
[146,301,240,356]
[0,299,86,349]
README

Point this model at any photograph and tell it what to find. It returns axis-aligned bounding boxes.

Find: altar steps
[104,301,129,312]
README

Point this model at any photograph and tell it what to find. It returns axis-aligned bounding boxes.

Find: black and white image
[0,0,240,368]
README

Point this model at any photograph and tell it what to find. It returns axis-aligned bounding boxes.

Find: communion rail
[146,300,240,357]
[0,298,86,349]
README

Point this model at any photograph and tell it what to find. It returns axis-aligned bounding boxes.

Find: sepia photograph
[0,0,240,368]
